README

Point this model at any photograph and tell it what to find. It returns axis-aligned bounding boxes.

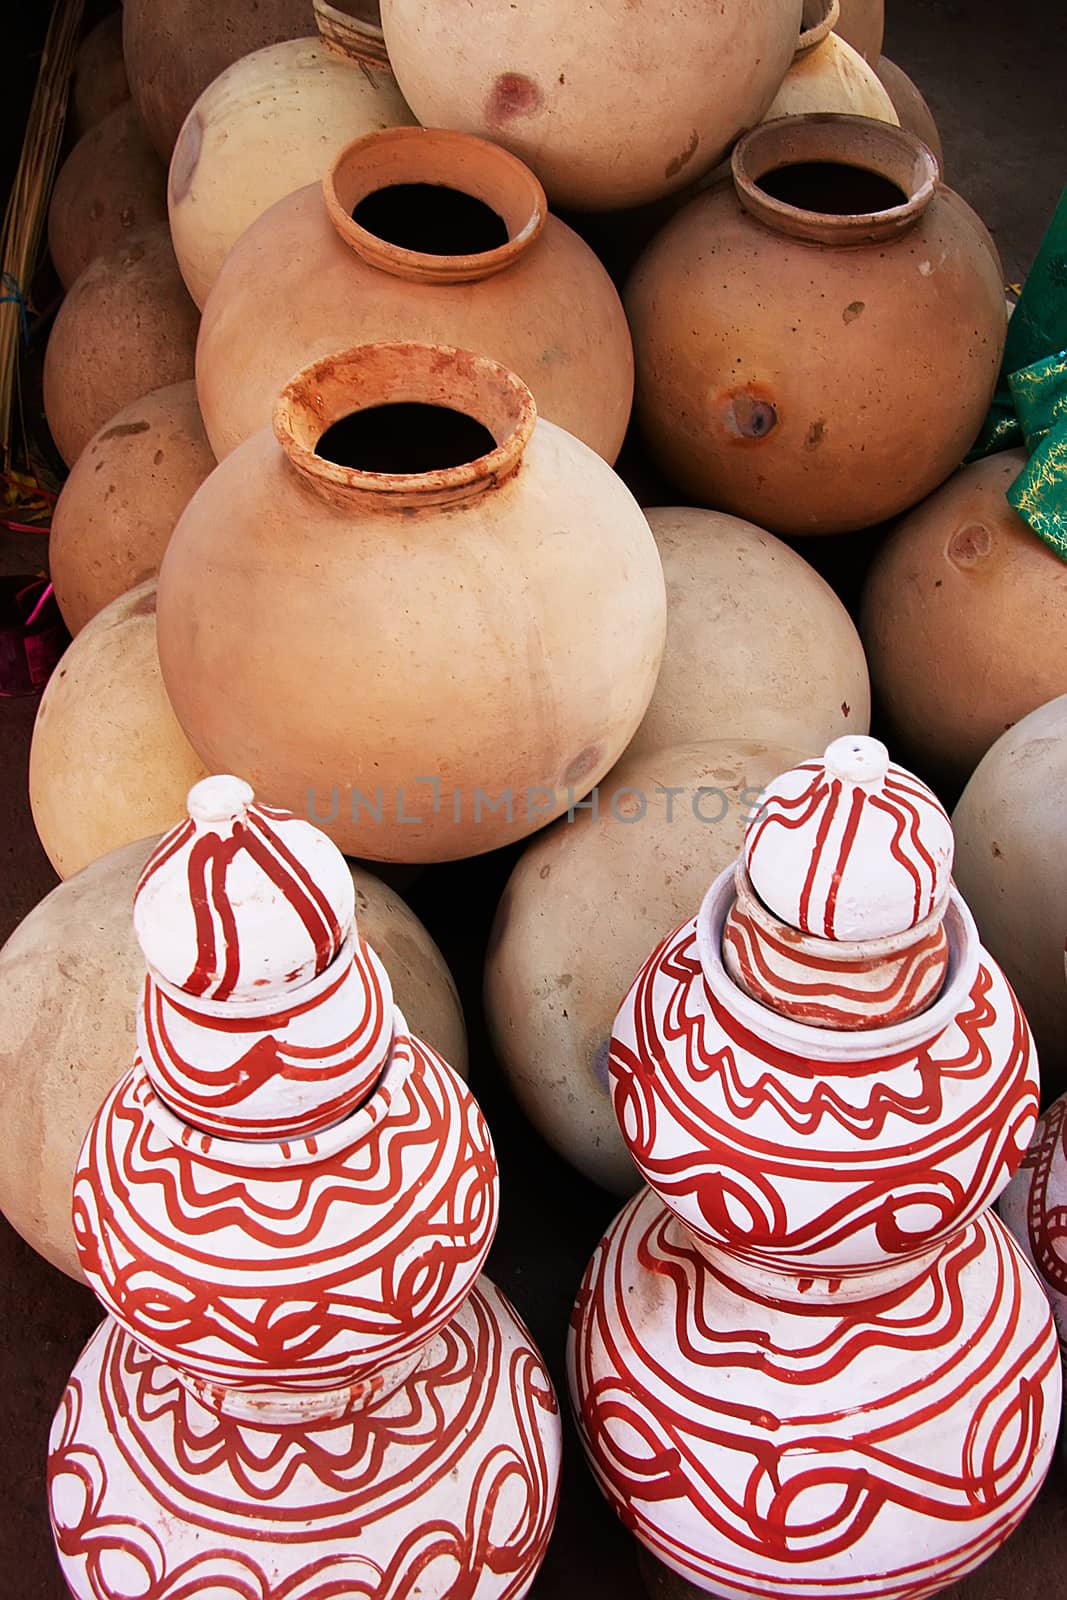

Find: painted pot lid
[743,735,953,940]
[133,775,356,1001]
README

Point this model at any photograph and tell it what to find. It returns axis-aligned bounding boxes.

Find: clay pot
[48,102,167,290]
[627,115,1006,536]
[485,739,808,1195]
[999,1092,1067,1358]
[29,579,209,878]
[763,0,898,125]
[160,343,665,862]
[196,127,634,463]
[861,451,1067,787]
[952,695,1067,1097]
[834,0,884,61]
[70,14,129,138]
[122,0,313,158]
[876,55,945,171]
[628,506,870,761]
[49,381,215,636]
[379,0,802,212]
[43,226,199,467]
[170,2,416,308]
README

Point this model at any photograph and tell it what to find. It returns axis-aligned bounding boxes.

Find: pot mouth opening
[796,0,840,54]
[316,402,499,474]
[326,127,547,284]
[758,160,909,215]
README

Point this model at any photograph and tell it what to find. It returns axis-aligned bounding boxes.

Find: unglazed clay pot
[70,14,129,138]
[627,115,1006,535]
[862,451,1067,786]
[379,0,802,211]
[170,1,415,308]
[160,343,665,861]
[876,55,945,170]
[43,225,199,467]
[952,696,1067,1096]
[29,579,209,878]
[763,0,898,125]
[628,507,869,760]
[486,739,807,1195]
[835,0,884,60]
[48,102,167,290]
[197,127,633,463]
[122,0,313,158]
[49,381,215,635]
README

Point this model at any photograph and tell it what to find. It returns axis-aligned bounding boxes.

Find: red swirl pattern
[999,1094,1067,1358]
[50,1280,561,1600]
[73,1034,498,1390]
[568,1189,1060,1600]
[610,918,1039,1274]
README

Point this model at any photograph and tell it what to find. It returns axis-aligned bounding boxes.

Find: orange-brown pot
[48,102,167,291]
[835,0,884,61]
[627,115,1006,536]
[159,342,666,862]
[43,225,199,467]
[861,450,1067,786]
[876,55,945,171]
[70,14,129,138]
[196,127,633,464]
[49,381,215,636]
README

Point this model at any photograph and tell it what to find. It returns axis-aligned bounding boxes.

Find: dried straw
[0,0,85,471]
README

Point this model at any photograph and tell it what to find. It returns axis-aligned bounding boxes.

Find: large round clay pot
[49,382,215,636]
[29,580,209,878]
[485,739,807,1194]
[48,102,167,290]
[627,115,1006,536]
[835,0,884,61]
[379,0,802,213]
[628,506,869,760]
[122,0,313,158]
[170,2,415,308]
[952,696,1067,1097]
[43,226,199,467]
[861,450,1067,787]
[160,342,666,862]
[763,0,898,125]
[70,14,129,138]
[196,127,634,463]
[876,55,945,171]
[0,835,469,1283]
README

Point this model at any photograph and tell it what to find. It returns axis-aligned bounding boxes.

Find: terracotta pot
[379,0,802,212]
[122,0,313,158]
[861,451,1067,787]
[763,0,898,125]
[170,1,415,309]
[70,14,129,138]
[49,381,215,635]
[627,115,1006,536]
[48,102,167,291]
[161,342,665,862]
[196,126,634,463]
[29,579,209,878]
[834,0,884,61]
[952,695,1067,1098]
[485,739,808,1195]
[628,506,870,761]
[43,225,199,467]
[876,55,945,171]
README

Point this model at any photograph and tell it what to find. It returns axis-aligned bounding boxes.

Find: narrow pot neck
[314,0,392,71]
[794,0,840,58]
[179,1343,428,1424]
[325,126,547,285]
[732,113,939,246]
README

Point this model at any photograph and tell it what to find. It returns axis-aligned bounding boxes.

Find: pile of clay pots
[3,0,1067,1595]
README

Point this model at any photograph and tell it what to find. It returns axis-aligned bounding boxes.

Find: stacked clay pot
[44,224,199,466]
[876,56,945,169]
[49,381,215,635]
[196,126,634,463]
[70,12,129,138]
[570,736,1060,1597]
[170,0,415,308]
[862,450,1067,786]
[160,342,666,861]
[379,0,802,211]
[835,0,885,60]
[48,102,167,290]
[762,0,897,125]
[627,115,1006,534]
[48,776,560,1599]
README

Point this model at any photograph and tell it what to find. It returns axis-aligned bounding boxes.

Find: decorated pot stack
[569,736,1061,1600]
[48,775,561,1599]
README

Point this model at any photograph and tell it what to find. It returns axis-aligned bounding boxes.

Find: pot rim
[795,0,841,57]
[732,859,950,963]
[324,126,547,285]
[313,0,391,70]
